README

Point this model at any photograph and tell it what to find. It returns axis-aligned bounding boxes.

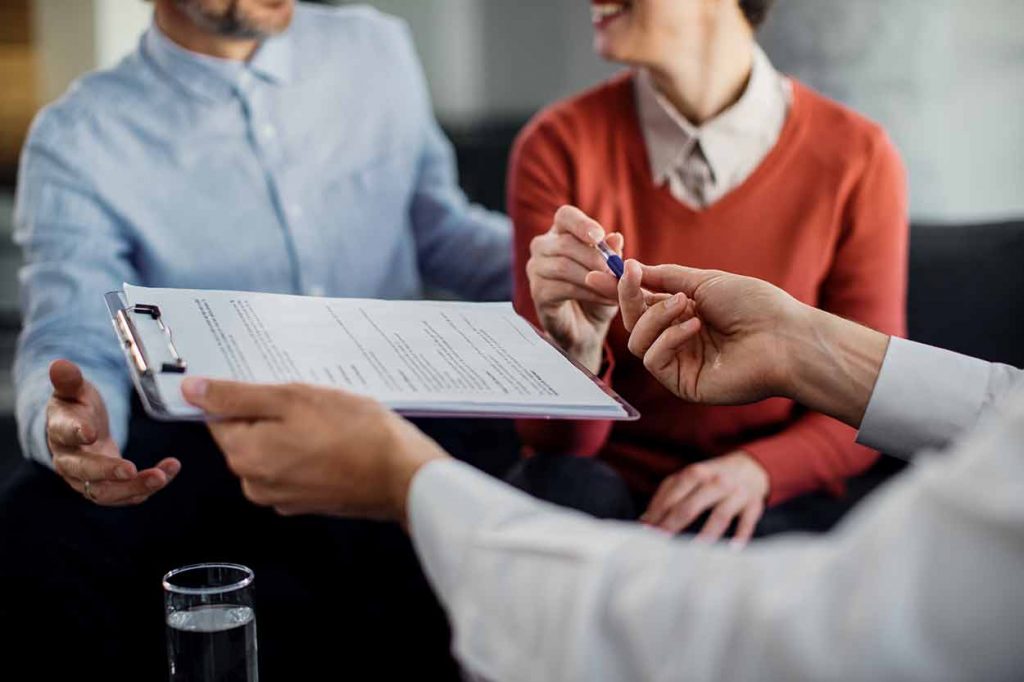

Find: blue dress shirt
[13,3,512,465]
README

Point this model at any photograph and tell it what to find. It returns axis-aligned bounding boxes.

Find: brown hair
[739,0,775,28]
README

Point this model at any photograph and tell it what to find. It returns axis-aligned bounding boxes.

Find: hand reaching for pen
[586,260,802,405]
[526,206,625,373]
[46,359,180,506]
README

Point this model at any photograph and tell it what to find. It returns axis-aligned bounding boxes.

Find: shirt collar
[635,45,790,186]
[142,21,294,103]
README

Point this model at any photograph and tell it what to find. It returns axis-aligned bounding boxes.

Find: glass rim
[162,562,254,596]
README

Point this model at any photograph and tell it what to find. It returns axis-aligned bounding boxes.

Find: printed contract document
[106,285,638,421]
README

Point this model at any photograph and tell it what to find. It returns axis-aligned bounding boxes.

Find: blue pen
[596,239,625,279]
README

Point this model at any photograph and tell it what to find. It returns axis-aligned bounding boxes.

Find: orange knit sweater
[509,73,908,505]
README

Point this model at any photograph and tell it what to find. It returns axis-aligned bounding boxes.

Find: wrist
[783,305,890,429]
[567,338,606,375]
[772,298,819,401]
[387,421,450,526]
[730,450,770,501]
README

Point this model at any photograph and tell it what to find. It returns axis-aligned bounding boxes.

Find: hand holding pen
[525,205,627,373]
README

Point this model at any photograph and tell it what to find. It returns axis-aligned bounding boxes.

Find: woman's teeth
[592,3,629,24]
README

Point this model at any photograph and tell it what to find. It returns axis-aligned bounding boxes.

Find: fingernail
[665,293,682,310]
[114,465,131,481]
[145,476,163,490]
[164,461,181,477]
[587,227,604,243]
[181,378,208,401]
[729,540,747,552]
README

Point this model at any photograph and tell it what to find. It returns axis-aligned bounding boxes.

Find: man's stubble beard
[176,0,282,40]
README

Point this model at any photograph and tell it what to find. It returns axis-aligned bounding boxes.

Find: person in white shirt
[178,208,1024,681]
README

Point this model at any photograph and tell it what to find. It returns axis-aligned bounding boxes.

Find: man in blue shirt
[3,0,509,678]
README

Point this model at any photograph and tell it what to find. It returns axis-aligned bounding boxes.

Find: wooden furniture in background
[0,0,36,184]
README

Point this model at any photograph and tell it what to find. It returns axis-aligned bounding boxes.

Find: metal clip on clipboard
[105,291,191,420]
[111,300,187,375]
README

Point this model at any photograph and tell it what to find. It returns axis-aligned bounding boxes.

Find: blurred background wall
[368,0,1024,223]
[0,0,1021,454]
[3,0,1023,217]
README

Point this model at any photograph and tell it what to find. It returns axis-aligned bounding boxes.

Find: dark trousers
[0,405,520,681]
[506,453,907,535]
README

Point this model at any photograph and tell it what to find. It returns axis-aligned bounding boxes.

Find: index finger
[552,205,606,245]
[182,378,290,420]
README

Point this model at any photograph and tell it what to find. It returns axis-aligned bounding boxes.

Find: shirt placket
[237,73,328,297]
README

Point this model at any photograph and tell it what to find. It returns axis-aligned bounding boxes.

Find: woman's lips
[591,2,630,29]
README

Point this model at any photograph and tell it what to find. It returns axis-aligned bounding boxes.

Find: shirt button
[308,285,326,297]
[261,124,276,139]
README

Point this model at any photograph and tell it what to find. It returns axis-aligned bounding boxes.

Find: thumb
[50,360,86,401]
[618,259,649,332]
[182,378,288,420]
[639,264,715,297]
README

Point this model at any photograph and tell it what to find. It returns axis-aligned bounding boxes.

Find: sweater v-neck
[618,75,811,222]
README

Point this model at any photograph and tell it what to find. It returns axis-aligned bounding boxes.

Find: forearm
[408,405,1024,682]
[412,122,513,301]
[415,205,513,301]
[782,305,889,430]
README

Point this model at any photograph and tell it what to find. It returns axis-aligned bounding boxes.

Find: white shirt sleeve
[857,337,1023,457]
[409,390,1024,682]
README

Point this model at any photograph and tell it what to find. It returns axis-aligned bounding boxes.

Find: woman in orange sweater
[509,0,908,544]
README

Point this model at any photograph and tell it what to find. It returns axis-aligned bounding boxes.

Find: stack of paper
[114,284,637,421]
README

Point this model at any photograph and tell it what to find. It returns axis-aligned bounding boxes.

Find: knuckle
[247,456,278,485]
[673,503,697,524]
[214,428,242,455]
[282,383,308,404]
[223,454,245,478]
[52,456,70,477]
[710,506,734,524]
[240,479,265,505]
[691,465,714,483]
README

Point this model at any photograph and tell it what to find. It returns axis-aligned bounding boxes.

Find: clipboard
[105,289,640,423]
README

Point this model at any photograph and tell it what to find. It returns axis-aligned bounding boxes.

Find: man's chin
[183,1,294,40]
[245,3,294,37]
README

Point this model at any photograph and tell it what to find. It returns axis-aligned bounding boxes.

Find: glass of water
[163,563,259,682]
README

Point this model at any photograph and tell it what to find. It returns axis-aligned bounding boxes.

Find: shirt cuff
[857,337,993,458]
[15,366,57,468]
